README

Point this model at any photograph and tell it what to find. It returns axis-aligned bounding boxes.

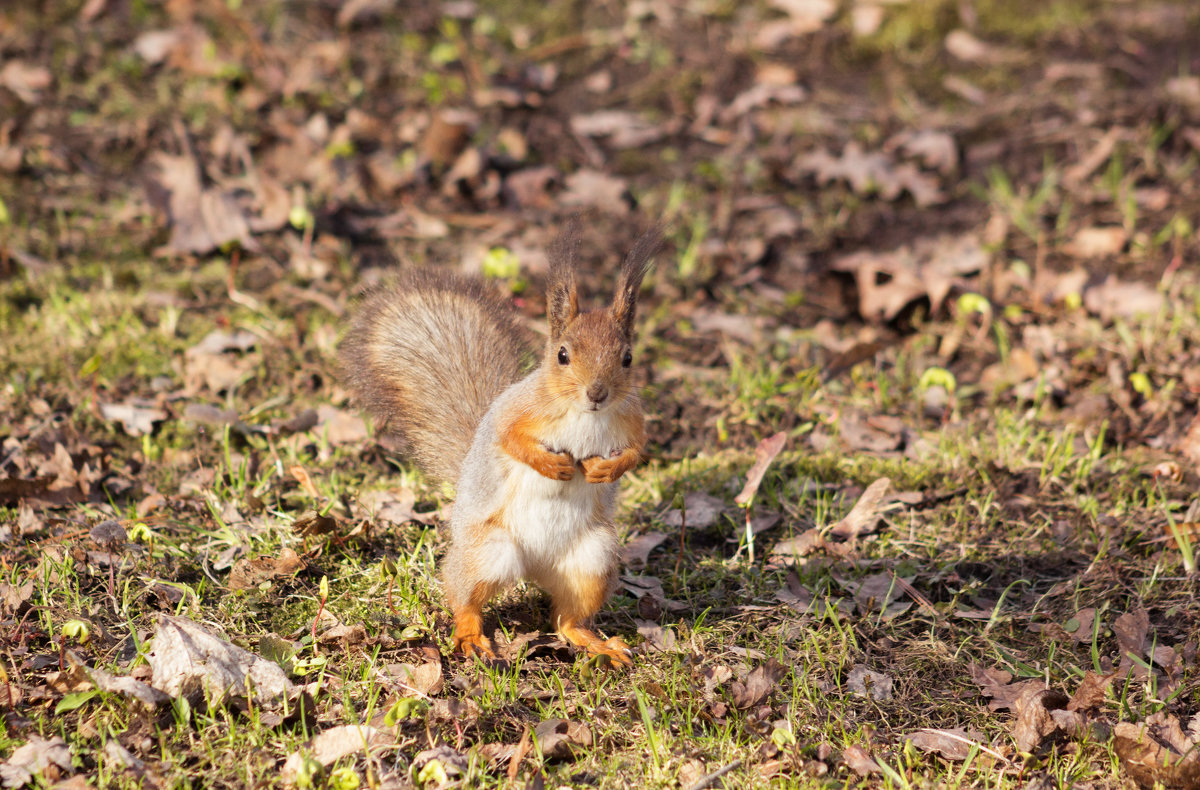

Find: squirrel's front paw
[532,450,576,481]
[580,453,630,484]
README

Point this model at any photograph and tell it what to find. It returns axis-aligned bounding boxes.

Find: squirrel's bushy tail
[338,269,534,485]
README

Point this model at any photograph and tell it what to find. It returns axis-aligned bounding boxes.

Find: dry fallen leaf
[1114,721,1200,790]
[619,575,687,612]
[280,725,395,783]
[535,718,593,760]
[662,492,726,529]
[735,432,787,505]
[356,488,440,526]
[146,615,295,709]
[828,478,891,539]
[1178,412,1200,471]
[383,661,443,697]
[570,110,668,149]
[1011,686,1070,753]
[0,736,73,788]
[99,401,168,437]
[969,663,1051,713]
[840,744,881,776]
[86,665,172,709]
[730,659,787,709]
[147,151,257,256]
[228,548,307,591]
[1063,226,1127,258]
[0,61,52,104]
[944,30,1023,64]
[560,169,632,214]
[831,234,985,322]
[621,531,668,567]
[797,141,944,207]
[906,728,980,762]
[847,664,893,701]
[315,405,369,446]
[1083,276,1164,322]
[1114,607,1150,673]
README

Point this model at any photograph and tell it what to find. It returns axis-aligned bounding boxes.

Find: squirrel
[339,222,661,666]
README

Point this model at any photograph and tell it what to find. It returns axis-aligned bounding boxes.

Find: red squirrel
[339,223,661,665]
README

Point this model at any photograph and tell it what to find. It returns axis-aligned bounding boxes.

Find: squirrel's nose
[587,384,609,405]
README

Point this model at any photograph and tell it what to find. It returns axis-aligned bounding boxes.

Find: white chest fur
[500,408,623,570]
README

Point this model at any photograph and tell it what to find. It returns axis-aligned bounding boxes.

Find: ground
[2,0,1200,788]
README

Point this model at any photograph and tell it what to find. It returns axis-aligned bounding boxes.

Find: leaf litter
[5,0,1200,787]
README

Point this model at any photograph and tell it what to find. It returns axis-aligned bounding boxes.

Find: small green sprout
[918,367,957,394]
[1129,372,1153,399]
[61,620,91,645]
[327,767,360,790]
[481,247,520,280]
[956,293,991,315]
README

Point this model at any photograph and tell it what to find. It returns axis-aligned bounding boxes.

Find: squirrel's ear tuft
[612,226,663,339]
[547,218,581,341]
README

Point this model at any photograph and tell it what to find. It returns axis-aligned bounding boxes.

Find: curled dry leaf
[1083,276,1164,322]
[292,511,337,537]
[635,620,679,653]
[570,110,667,149]
[0,736,73,788]
[535,718,592,760]
[147,151,257,256]
[1115,607,1150,673]
[968,663,1049,712]
[1064,607,1096,643]
[770,528,825,562]
[1114,721,1200,790]
[730,659,787,709]
[840,744,881,777]
[315,405,369,446]
[357,488,441,527]
[147,615,295,709]
[384,661,443,697]
[828,478,891,539]
[1011,686,1070,753]
[619,575,687,612]
[735,432,787,506]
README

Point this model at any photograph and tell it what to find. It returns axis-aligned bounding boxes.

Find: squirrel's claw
[454,633,497,660]
[593,636,634,668]
[560,624,635,669]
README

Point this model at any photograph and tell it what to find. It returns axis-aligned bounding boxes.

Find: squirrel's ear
[547,219,581,341]
[612,226,662,339]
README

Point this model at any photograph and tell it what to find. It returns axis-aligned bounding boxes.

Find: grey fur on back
[338,269,535,485]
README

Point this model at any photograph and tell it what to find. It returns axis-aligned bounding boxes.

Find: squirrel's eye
[622,350,632,367]
[557,347,570,365]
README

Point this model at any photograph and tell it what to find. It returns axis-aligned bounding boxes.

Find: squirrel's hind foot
[560,624,634,668]
[453,632,497,660]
